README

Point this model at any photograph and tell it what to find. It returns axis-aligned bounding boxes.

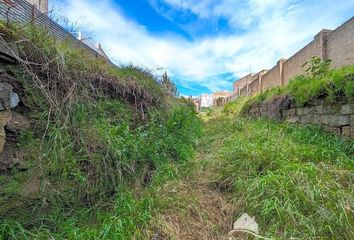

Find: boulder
[0,82,20,110]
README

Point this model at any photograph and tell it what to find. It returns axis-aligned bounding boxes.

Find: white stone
[233,213,259,234]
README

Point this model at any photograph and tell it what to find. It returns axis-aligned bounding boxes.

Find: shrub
[288,65,354,106]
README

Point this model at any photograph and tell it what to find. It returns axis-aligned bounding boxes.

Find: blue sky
[51,0,354,96]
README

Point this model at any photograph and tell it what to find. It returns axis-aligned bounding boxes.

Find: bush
[288,65,354,106]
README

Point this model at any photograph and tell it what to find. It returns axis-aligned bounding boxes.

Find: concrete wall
[233,74,253,94]
[240,86,248,96]
[327,17,354,68]
[282,38,322,85]
[261,65,278,91]
[232,16,354,98]
[248,78,259,95]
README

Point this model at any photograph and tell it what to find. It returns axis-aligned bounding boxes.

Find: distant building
[190,97,201,112]
[212,91,232,107]
[200,94,213,108]
[26,0,48,13]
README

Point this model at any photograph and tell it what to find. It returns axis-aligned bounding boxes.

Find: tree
[160,71,179,96]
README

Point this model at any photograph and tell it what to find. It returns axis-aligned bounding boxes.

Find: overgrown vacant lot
[196,113,353,239]
[0,23,353,240]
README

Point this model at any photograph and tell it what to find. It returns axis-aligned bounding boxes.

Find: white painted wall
[200,94,213,108]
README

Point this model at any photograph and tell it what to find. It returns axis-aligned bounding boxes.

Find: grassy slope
[0,23,353,239]
[0,23,204,239]
[146,101,354,239]
[202,117,353,239]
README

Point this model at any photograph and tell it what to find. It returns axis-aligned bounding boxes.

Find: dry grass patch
[149,181,235,240]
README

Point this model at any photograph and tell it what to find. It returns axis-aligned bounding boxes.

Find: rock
[340,104,354,115]
[0,112,30,171]
[0,42,19,64]
[296,107,311,116]
[321,115,350,126]
[233,213,259,234]
[0,82,20,110]
[0,110,12,153]
[5,112,30,133]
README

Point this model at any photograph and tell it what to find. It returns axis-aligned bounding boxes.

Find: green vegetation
[288,64,354,106]
[199,98,354,239]
[0,22,353,240]
[242,57,354,110]
[0,22,202,239]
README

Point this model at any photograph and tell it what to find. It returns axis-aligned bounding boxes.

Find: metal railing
[0,0,107,60]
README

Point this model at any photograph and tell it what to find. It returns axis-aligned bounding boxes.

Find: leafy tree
[160,71,179,96]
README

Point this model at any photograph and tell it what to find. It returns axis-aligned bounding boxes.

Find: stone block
[342,126,354,138]
[296,107,311,116]
[315,105,340,115]
[326,115,350,126]
[282,108,296,119]
[340,104,354,115]
[351,115,354,125]
[299,115,313,124]
[300,115,350,126]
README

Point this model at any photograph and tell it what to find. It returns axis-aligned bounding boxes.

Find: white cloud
[52,0,354,94]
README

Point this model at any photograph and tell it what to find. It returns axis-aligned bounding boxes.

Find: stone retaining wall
[246,95,354,138]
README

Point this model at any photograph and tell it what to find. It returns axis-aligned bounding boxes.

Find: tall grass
[201,99,354,239]
[0,21,202,239]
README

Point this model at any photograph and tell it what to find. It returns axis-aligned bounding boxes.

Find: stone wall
[246,95,354,138]
[233,17,354,97]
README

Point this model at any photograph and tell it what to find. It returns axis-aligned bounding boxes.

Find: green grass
[0,21,202,239]
[198,98,354,239]
[288,65,354,106]
[241,63,354,110]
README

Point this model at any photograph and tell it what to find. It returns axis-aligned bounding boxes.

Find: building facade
[212,91,232,107]
[26,0,48,13]
[200,94,213,108]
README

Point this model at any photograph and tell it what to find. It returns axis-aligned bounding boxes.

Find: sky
[50,0,354,96]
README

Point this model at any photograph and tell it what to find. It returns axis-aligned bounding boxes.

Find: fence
[0,0,107,60]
